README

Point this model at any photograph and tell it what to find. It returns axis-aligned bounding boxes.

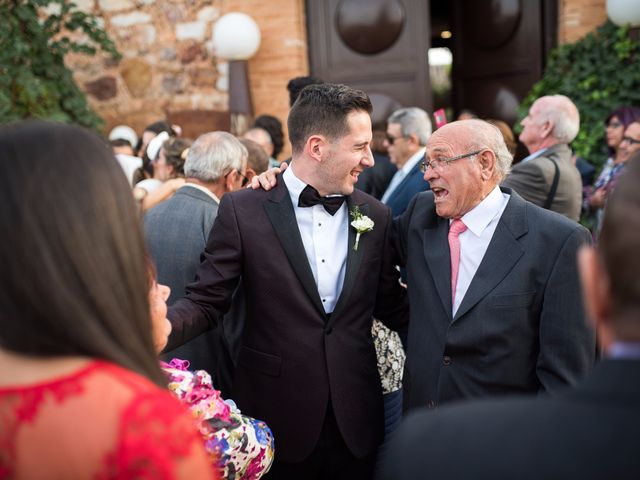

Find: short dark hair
[598,152,640,338]
[0,120,166,387]
[253,114,284,159]
[287,83,372,154]
[286,75,324,107]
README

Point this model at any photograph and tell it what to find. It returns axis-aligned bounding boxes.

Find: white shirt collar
[399,147,426,174]
[283,164,307,205]
[459,185,507,237]
[181,183,220,204]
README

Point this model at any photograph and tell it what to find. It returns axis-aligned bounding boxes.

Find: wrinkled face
[153,148,174,181]
[317,110,374,196]
[605,115,625,150]
[385,122,412,166]
[619,123,640,161]
[423,131,485,219]
[149,280,172,353]
[519,99,548,151]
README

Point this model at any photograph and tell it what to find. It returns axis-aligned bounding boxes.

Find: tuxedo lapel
[423,215,452,319]
[331,197,367,322]
[454,191,527,321]
[263,180,327,318]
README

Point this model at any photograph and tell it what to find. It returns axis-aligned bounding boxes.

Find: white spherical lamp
[607,0,640,27]
[212,13,261,60]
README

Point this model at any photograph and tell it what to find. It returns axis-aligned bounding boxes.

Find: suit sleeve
[502,160,548,208]
[165,194,243,351]
[536,225,596,391]
[390,193,420,268]
[373,206,409,334]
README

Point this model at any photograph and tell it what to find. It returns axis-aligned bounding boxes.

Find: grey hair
[463,119,513,181]
[537,95,580,144]
[184,131,247,182]
[388,107,433,146]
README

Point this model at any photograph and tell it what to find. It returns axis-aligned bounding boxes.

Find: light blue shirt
[520,147,549,163]
[381,147,426,203]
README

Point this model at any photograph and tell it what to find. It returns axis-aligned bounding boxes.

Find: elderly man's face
[519,98,549,150]
[423,131,486,219]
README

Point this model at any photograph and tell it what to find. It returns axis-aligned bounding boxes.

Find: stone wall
[68,0,308,159]
[559,0,608,44]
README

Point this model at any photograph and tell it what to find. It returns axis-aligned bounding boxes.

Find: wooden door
[306,0,432,126]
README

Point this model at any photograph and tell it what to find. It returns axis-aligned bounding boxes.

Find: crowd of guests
[0,76,639,480]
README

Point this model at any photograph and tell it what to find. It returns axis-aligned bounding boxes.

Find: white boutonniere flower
[350,206,374,251]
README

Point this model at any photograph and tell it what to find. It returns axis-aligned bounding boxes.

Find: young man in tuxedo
[167,83,408,479]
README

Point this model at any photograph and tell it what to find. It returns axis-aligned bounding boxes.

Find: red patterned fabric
[0,360,216,480]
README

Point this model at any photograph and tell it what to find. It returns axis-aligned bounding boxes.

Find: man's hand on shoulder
[249,162,288,190]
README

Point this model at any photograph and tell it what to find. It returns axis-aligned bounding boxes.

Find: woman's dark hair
[605,106,640,155]
[253,115,284,159]
[0,120,165,387]
[161,137,192,178]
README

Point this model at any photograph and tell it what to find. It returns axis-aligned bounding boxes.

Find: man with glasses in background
[392,119,595,412]
[144,131,248,385]
[380,107,432,217]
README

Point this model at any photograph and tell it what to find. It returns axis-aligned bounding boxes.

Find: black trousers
[267,401,376,480]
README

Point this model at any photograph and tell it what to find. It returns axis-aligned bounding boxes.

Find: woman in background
[0,120,214,479]
[585,106,640,237]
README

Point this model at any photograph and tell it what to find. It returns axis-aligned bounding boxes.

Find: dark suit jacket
[393,187,595,410]
[167,177,408,462]
[144,186,224,379]
[355,152,397,200]
[502,143,582,221]
[380,360,640,480]
[383,162,430,217]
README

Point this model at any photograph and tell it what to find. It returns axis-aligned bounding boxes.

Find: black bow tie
[298,185,345,215]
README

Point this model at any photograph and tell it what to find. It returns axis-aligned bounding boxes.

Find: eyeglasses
[622,136,640,146]
[606,121,622,129]
[386,134,405,145]
[420,150,483,173]
[224,170,250,186]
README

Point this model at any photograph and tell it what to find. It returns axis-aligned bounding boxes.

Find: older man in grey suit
[144,131,248,391]
[393,119,595,411]
[502,95,583,221]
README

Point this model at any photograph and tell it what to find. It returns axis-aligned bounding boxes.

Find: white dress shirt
[380,147,426,203]
[453,185,510,315]
[283,167,348,313]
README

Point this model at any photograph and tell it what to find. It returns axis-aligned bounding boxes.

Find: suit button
[427,400,436,409]
[325,326,333,335]
[443,355,452,366]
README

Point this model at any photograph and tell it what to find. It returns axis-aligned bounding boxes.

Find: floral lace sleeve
[0,360,214,480]
[161,359,274,479]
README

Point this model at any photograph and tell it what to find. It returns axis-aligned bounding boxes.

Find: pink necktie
[449,219,467,305]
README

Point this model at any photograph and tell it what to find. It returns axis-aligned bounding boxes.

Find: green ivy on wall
[518,21,640,169]
[0,0,120,129]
